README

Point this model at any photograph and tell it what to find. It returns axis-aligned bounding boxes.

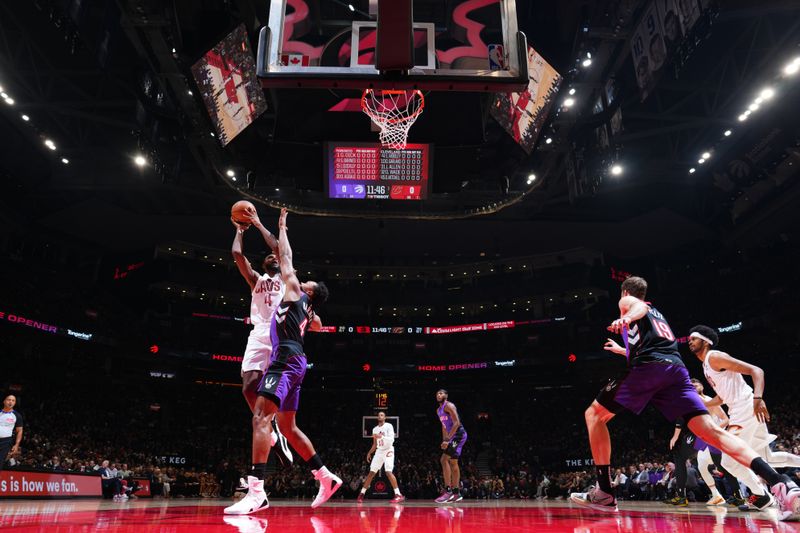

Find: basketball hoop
[361,89,425,150]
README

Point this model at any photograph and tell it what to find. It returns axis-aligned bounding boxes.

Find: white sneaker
[772,482,800,521]
[224,476,269,515]
[311,467,342,509]
[570,485,618,513]
[706,494,726,506]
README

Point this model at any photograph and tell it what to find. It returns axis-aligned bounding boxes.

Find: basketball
[231,200,256,225]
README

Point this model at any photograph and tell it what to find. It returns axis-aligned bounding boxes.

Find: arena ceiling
[0,0,799,258]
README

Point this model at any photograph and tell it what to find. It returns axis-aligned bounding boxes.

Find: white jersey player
[231,209,292,469]
[689,325,800,510]
[357,411,404,504]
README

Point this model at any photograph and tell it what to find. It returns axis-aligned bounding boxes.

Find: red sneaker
[390,494,406,503]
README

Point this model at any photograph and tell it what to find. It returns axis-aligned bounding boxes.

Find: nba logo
[488,44,505,71]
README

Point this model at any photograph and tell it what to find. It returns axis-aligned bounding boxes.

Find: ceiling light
[724,130,732,136]
[759,87,775,100]
[348,3,355,11]
[210,132,215,137]
[172,48,176,53]
[689,168,696,174]
[698,158,705,164]
[187,90,193,96]
[21,114,29,121]
[61,158,69,164]
[563,97,575,108]
[134,155,147,167]
[231,176,237,181]
[784,57,800,76]
[610,164,623,176]
[44,139,56,150]
[4,97,14,105]
[748,103,759,112]
[738,113,748,122]
[568,88,576,95]
[0,92,7,99]
[527,173,536,182]
[275,188,279,192]
[701,152,711,159]
[581,58,592,68]
[545,137,553,145]
[226,169,235,177]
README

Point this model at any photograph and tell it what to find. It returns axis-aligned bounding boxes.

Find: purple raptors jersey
[438,402,466,436]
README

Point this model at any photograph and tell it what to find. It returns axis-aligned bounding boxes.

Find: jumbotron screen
[326,143,431,201]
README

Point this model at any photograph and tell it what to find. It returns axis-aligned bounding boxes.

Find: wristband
[753,397,762,400]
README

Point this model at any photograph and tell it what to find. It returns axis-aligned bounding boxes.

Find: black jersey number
[650,317,675,341]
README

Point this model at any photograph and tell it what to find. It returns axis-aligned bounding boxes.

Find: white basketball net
[361,89,425,150]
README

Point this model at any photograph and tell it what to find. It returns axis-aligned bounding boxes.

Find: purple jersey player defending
[434,389,467,503]
[570,276,800,521]
[225,209,341,516]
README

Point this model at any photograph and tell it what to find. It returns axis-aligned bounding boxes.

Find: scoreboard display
[326,142,431,200]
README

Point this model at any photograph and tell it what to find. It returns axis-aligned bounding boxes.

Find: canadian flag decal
[281,54,309,67]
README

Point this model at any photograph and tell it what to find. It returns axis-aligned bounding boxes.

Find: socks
[750,457,792,487]
[394,488,401,495]
[595,465,613,494]
[250,463,267,481]
[308,453,325,471]
[452,487,460,495]
[360,487,367,495]
[446,485,452,493]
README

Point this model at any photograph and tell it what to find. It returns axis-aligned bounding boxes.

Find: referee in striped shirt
[1,394,24,471]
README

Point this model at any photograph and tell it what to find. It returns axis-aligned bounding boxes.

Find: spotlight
[527,173,536,184]
[226,169,235,177]
[748,103,759,112]
[187,90,193,96]
[701,152,711,159]
[760,87,775,100]
[698,159,705,164]
[724,130,732,136]
[568,88,576,95]
[610,164,623,176]
[4,97,14,105]
[21,114,29,121]
[785,57,800,76]
[738,113,748,122]
[563,97,575,108]
[0,92,7,98]
[61,158,69,164]
[44,139,56,150]
[582,58,592,68]
[348,3,355,11]
[210,132,216,137]
[231,176,237,182]
[545,137,553,145]
[689,168,696,174]
[134,155,147,167]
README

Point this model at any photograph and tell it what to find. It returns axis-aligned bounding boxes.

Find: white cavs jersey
[241,272,285,374]
[373,423,395,451]
[702,351,753,423]
[250,273,284,332]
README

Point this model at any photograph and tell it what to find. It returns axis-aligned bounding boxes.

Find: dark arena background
[1,0,800,532]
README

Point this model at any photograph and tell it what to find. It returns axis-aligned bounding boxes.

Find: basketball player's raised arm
[277,209,302,300]
[608,296,648,334]
[231,220,259,291]
[708,351,769,422]
[249,211,278,253]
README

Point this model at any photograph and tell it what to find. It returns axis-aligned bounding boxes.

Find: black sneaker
[738,492,774,511]
[727,496,746,507]
[665,496,688,506]
[271,418,293,468]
